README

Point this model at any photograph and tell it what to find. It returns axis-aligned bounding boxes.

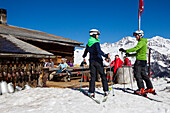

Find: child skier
[82,29,110,97]
[119,30,155,95]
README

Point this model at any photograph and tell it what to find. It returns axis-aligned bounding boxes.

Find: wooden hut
[0,9,83,88]
[0,9,83,64]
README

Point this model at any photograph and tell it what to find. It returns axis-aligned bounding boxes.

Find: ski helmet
[133,30,144,37]
[89,29,101,36]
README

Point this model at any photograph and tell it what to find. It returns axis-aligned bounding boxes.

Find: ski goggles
[133,32,138,36]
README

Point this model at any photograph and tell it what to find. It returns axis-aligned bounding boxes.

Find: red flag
[139,0,144,17]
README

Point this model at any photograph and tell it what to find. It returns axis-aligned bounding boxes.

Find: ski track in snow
[0,79,170,113]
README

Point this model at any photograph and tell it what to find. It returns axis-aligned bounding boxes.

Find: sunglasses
[133,33,138,36]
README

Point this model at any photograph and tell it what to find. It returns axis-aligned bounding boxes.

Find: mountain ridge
[74,36,170,77]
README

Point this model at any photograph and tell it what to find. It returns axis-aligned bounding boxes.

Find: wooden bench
[49,70,90,82]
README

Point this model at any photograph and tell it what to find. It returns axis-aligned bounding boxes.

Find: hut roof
[0,24,84,46]
[0,34,54,56]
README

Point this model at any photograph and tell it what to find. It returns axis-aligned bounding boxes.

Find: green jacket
[126,38,147,61]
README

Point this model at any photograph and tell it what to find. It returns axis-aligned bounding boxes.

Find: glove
[125,53,130,57]
[119,48,126,52]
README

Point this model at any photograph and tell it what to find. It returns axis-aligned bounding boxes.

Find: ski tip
[143,94,148,97]
[153,92,157,95]
[96,101,101,104]
[94,99,100,104]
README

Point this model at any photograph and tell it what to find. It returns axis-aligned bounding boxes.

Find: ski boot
[67,73,71,82]
[145,88,157,95]
[104,91,110,97]
[87,92,95,98]
[134,88,146,96]
[67,76,71,82]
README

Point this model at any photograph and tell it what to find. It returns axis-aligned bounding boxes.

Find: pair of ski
[123,88,163,103]
[80,89,111,104]
[133,91,164,103]
[132,89,157,98]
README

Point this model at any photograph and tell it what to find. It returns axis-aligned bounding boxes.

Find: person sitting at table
[57,58,71,81]
[103,58,110,67]
[49,59,54,68]
[68,60,73,67]
[80,59,88,67]
[43,59,49,67]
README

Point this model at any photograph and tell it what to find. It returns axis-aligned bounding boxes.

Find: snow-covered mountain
[74,36,170,77]
[148,36,170,77]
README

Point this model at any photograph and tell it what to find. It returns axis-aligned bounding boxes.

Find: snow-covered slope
[147,36,170,77]
[0,79,170,113]
[148,36,170,55]
[74,36,170,77]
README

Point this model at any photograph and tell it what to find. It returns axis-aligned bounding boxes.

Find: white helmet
[89,29,101,36]
[133,30,144,37]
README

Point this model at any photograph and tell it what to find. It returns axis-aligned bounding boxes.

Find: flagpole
[138,0,143,31]
[139,12,141,31]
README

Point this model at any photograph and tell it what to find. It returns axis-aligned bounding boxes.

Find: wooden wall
[21,40,75,64]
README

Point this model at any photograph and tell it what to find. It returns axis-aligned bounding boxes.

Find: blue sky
[1,0,170,46]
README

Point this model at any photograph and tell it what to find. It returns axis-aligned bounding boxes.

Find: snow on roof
[0,34,53,56]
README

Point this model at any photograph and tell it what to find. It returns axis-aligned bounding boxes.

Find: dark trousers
[134,60,153,89]
[89,61,109,93]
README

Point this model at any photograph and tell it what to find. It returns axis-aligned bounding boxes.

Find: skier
[110,55,123,75]
[123,56,131,66]
[119,30,155,95]
[82,29,110,97]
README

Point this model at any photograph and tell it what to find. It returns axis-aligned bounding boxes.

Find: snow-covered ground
[0,78,170,113]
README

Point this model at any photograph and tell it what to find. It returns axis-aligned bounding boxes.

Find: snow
[0,79,170,113]
[74,49,89,65]
[158,61,168,68]
[148,36,170,55]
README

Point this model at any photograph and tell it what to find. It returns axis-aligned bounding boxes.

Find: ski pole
[122,65,125,90]
[129,65,133,90]
[109,59,115,96]
[80,58,84,91]
[121,52,125,91]
[127,58,133,90]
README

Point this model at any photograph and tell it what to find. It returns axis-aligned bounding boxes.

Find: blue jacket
[83,42,108,64]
